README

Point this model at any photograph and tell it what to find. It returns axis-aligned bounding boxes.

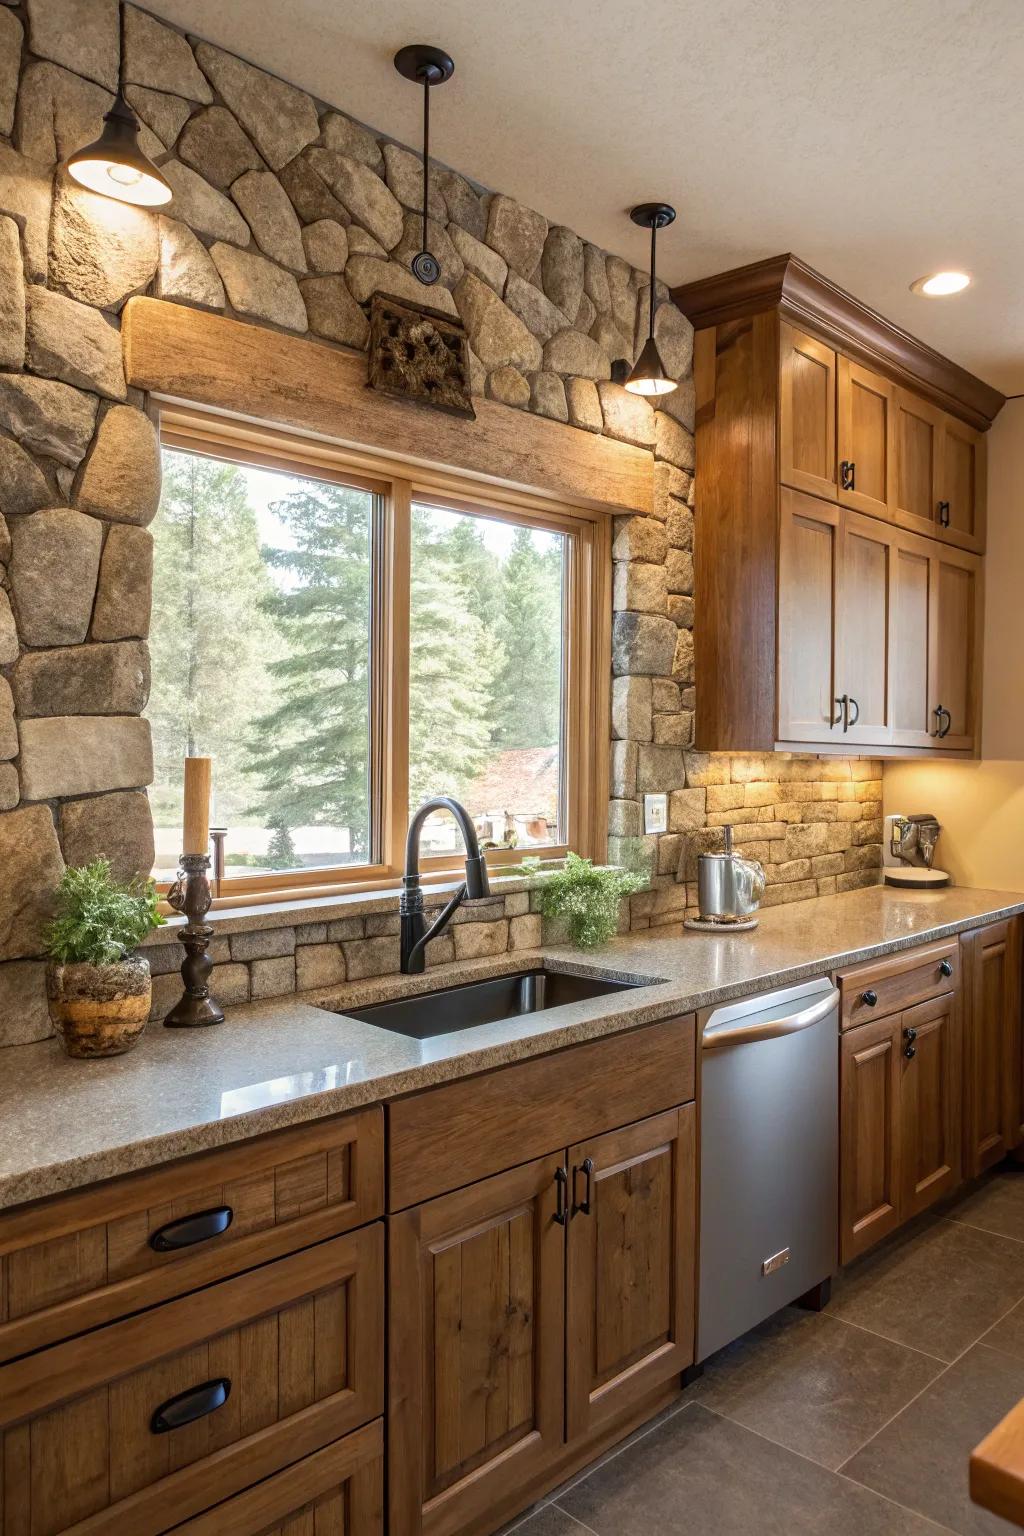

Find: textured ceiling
[146,0,1024,392]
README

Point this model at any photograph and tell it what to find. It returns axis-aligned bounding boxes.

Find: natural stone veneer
[0,0,881,1044]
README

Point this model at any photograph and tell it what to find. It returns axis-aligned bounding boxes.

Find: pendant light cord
[421,74,430,253]
[649,221,656,341]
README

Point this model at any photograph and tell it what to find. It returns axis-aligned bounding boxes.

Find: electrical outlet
[644,793,668,834]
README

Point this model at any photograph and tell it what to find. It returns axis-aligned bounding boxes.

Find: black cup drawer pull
[149,1205,234,1252]
[940,958,954,978]
[862,989,878,1007]
[151,1377,231,1435]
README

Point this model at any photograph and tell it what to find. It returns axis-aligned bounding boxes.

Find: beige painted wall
[885,396,1024,889]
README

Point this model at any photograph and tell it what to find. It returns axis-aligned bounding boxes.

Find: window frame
[156,407,610,907]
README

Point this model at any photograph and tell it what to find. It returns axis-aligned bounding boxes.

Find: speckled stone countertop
[3,884,1023,1212]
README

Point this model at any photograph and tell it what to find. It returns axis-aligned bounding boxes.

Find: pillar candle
[182,756,212,855]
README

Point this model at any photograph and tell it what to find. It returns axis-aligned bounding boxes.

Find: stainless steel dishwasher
[697,975,840,1361]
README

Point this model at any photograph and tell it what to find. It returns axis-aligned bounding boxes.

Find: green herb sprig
[44,858,165,967]
[517,851,647,950]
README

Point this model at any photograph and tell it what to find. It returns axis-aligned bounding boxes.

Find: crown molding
[671,253,1005,431]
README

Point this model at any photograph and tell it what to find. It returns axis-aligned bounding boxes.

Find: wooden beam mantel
[123,299,653,516]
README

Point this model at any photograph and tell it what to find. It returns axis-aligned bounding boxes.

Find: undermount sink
[337,967,649,1040]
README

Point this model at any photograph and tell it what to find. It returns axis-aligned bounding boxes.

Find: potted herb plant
[44,858,165,1059]
[518,851,647,950]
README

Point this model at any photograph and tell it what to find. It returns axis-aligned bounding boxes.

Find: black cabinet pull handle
[862,989,878,1007]
[938,500,950,527]
[149,1206,233,1252]
[151,1378,231,1435]
[936,705,952,739]
[841,460,856,491]
[573,1158,594,1217]
[832,697,845,729]
[834,694,850,731]
[847,696,860,728]
[903,1026,918,1060]
[940,958,954,978]
[554,1166,568,1226]
[904,1042,917,1059]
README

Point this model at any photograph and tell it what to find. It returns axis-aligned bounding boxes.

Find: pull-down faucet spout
[400,797,491,974]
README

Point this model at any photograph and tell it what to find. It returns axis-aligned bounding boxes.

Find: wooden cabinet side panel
[692,315,780,751]
[1004,919,1024,1149]
[963,924,1012,1177]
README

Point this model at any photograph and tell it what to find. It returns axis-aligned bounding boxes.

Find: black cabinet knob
[862,989,878,1007]
[939,958,954,979]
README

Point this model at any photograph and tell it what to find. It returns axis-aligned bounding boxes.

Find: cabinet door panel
[841,1015,902,1263]
[890,536,934,748]
[930,550,981,751]
[838,511,892,745]
[778,488,841,743]
[900,994,961,1220]
[893,389,943,539]
[940,415,987,553]
[388,1156,564,1536]
[566,1107,695,1440]
[779,324,837,500]
[838,358,895,520]
[963,921,1024,1175]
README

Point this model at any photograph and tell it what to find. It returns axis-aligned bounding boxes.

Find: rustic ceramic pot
[45,956,152,1059]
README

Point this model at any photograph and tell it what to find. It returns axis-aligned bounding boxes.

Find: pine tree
[247,479,374,854]
[492,527,563,749]
[265,818,298,870]
[149,451,279,828]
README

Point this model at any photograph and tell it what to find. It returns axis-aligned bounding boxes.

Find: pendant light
[67,7,172,207]
[393,44,455,285]
[625,203,677,396]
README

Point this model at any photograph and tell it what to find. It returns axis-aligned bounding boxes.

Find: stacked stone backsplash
[0,0,881,1046]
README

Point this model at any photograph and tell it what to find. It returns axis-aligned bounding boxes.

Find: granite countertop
[3,884,1023,1212]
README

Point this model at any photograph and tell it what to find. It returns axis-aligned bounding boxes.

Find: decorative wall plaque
[367,292,476,420]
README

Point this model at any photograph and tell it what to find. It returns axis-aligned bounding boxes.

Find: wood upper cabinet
[388,1154,566,1536]
[837,511,893,746]
[962,919,1024,1176]
[840,1012,902,1263]
[566,1107,695,1441]
[890,534,935,749]
[837,358,895,521]
[940,414,987,552]
[931,545,982,750]
[899,993,961,1220]
[894,388,943,537]
[779,323,837,500]
[777,488,840,743]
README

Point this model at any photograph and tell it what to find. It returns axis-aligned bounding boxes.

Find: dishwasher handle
[701,987,839,1051]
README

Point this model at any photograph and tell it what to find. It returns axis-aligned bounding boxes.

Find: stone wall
[0,0,881,1045]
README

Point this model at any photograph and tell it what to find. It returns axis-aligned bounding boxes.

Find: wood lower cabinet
[566,1107,696,1440]
[963,918,1024,1176]
[388,1154,566,1536]
[388,1105,697,1536]
[840,994,961,1262]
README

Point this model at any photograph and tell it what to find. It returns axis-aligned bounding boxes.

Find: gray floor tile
[842,1343,1024,1535]
[504,1506,597,1536]
[982,1298,1024,1362]
[948,1172,1024,1244]
[558,1401,957,1536]
[548,1397,687,1502]
[831,1218,1024,1361]
[687,1304,944,1468]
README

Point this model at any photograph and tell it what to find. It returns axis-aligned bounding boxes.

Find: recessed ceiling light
[910,271,971,297]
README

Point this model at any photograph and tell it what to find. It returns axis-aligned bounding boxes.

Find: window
[149,411,608,900]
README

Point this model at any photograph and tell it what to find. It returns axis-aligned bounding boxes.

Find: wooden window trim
[156,408,610,907]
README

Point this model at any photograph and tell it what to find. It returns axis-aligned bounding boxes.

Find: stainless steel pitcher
[697,824,766,921]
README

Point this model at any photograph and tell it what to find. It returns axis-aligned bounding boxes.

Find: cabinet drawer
[837,941,958,1029]
[0,1106,383,1363]
[0,1225,384,1536]
[169,1420,383,1536]
[388,1014,695,1210]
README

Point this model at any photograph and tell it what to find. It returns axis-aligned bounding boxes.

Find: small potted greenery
[44,858,165,1059]
[518,851,647,950]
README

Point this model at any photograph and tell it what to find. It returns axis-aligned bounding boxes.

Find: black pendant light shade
[68,95,172,206]
[394,44,455,285]
[625,202,677,396]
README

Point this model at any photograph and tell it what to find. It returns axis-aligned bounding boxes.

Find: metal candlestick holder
[163,852,224,1028]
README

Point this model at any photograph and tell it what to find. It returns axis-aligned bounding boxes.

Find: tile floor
[509,1165,1024,1536]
